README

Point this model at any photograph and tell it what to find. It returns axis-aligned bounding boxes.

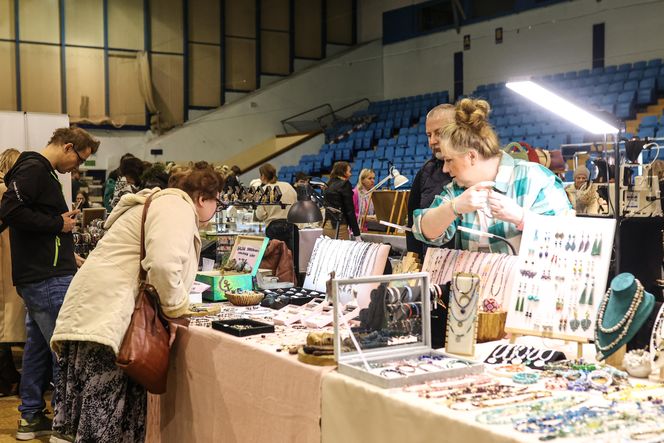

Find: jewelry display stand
[303,237,390,307]
[650,303,664,382]
[422,248,520,311]
[504,214,616,358]
[446,272,481,357]
[605,344,626,371]
[332,273,483,389]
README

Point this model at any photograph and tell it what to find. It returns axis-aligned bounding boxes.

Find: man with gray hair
[406,104,455,257]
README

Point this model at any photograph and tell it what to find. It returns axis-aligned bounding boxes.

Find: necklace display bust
[595,273,655,361]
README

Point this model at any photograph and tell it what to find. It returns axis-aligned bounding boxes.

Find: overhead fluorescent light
[506,80,619,135]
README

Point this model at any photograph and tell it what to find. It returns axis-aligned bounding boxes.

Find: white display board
[504,214,616,341]
[0,111,26,149]
[0,111,72,205]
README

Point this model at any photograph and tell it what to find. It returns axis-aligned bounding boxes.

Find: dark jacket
[406,157,453,256]
[323,177,361,236]
[0,152,76,285]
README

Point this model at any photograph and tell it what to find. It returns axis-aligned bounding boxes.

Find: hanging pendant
[587,284,594,305]
[580,312,591,331]
[579,285,587,305]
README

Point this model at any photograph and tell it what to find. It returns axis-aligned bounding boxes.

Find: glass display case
[332,272,483,388]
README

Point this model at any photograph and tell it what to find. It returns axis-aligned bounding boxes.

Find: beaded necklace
[595,280,644,358]
[475,396,586,425]
[597,281,644,333]
[649,301,664,361]
[488,255,509,299]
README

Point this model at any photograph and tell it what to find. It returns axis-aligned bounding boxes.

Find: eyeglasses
[71,148,86,165]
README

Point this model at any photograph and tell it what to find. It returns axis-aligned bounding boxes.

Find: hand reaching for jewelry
[487,191,524,225]
[453,181,495,214]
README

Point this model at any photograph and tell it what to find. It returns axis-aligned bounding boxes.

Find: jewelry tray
[211,318,275,337]
[332,273,483,389]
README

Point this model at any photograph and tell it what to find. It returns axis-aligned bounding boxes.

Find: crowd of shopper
[0,97,588,442]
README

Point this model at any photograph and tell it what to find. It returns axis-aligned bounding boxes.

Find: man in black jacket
[406,104,455,257]
[0,127,99,440]
[406,105,454,350]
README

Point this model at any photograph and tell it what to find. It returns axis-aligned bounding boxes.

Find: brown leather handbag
[116,192,181,394]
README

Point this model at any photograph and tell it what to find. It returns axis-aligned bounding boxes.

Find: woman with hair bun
[412,98,571,253]
[50,163,224,442]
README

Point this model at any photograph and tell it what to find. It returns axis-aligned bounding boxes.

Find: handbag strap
[139,192,158,283]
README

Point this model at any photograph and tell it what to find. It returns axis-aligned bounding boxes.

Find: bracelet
[380,368,405,378]
[450,198,461,217]
[396,364,417,374]
[588,370,613,392]
[516,212,525,231]
[512,372,539,384]
[444,359,472,369]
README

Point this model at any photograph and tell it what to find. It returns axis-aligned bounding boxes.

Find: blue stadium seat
[592,84,609,95]
[643,67,659,79]
[617,63,632,72]
[648,58,662,67]
[407,135,418,147]
[612,72,628,82]
[628,70,644,81]
[633,61,647,70]
[597,74,612,84]
[607,82,623,93]
[640,115,658,127]
[604,65,617,74]
[637,88,655,106]
[618,90,636,103]
[615,102,634,120]
[638,127,656,139]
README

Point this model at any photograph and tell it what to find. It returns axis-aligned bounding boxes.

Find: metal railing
[280,98,372,134]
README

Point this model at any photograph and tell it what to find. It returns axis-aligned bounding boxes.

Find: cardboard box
[197,235,269,301]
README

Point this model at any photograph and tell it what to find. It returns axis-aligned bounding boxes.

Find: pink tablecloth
[146,325,333,443]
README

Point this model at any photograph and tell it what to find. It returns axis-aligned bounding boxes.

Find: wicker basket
[226,291,264,306]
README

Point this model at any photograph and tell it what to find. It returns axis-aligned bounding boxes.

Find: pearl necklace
[649,301,664,360]
[597,281,644,334]
[594,280,644,355]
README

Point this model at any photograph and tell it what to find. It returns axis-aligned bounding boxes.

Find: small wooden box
[477,311,507,343]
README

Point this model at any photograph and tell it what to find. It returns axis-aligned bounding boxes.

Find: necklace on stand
[453,276,480,314]
[595,280,644,358]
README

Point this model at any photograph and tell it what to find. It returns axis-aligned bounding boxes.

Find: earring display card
[504,214,616,341]
[422,248,520,312]
[332,273,483,388]
[446,272,481,356]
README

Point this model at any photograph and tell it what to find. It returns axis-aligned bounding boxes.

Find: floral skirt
[53,341,147,443]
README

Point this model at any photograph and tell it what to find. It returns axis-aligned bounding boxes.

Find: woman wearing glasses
[412,98,571,254]
[51,163,223,442]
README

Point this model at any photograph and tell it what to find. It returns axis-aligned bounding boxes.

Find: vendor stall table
[321,339,603,443]
[146,325,333,443]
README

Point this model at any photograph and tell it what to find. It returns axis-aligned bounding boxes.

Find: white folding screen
[0,111,72,205]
